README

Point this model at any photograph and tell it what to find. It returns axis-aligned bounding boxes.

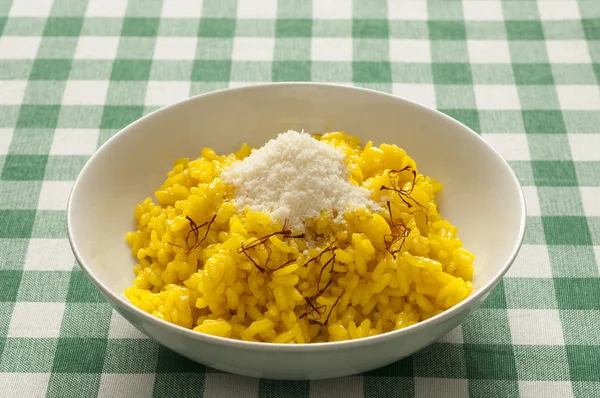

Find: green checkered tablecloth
[1,0,600,397]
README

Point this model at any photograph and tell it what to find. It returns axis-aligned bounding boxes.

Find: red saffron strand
[380,166,429,217]
[168,214,217,255]
[299,242,339,323]
[237,219,304,273]
[383,201,411,258]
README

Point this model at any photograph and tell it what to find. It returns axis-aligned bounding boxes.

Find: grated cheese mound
[222,130,380,231]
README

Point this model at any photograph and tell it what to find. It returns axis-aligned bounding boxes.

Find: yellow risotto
[125,131,474,343]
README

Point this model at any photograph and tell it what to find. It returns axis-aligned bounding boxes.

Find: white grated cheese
[222,130,380,231]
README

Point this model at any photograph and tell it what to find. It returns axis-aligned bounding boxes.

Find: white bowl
[67,83,526,380]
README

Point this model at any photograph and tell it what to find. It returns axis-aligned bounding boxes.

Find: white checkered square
[312,0,352,19]
[86,0,128,17]
[509,309,565,345]
[568,134,600,161]
[237,0,277,19]
[387,0,428,20]
[8,302,66,338]
[50,128,99,155]
[415,378,469,398]
[9,0,53,17]
[311,38,353,62]
[0,80,27,105]
[38,181,74,211]
[98,374,156,398]
[62,80,110,105]
[522,186,541,217]
[232,38,275,61]
[594,246,600,276]
[24,239,75,271]
[0,373,50,398]
[580,187,600,216]
[506,244,552,278]
[557,85,600,110]
[462,0,504,21]
[474,85,521,110]
[519,381,574,398]
[145,81,191,106]
[154,37,198,60]
[228,81,262,88]
[0,129,13,155]
[468,40,511,64]
[546,41,591,64]
[203,374,261,398]
[537,1,581,20]
[438,325,464,344]
[392,84,436,109]
[333,82,354,88]
[389,40,431,63]
[481,134,530,161]
[161,0,204,18]
[108,310,148,339]
[0,37,40,59]
[309,378,364,398]
[75,37,120,60]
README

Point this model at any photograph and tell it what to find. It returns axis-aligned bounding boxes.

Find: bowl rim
[67,82,527,352]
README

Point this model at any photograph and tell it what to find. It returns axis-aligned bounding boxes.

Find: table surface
[1,0,600,397]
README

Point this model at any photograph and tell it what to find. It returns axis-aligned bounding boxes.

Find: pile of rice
[125,131,474,343]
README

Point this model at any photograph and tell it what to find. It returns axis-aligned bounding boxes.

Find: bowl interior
[69,84,524,316]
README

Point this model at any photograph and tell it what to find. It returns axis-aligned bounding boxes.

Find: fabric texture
[1,0,600,397]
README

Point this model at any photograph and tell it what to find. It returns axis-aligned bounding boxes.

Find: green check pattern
[1,0,600,397]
